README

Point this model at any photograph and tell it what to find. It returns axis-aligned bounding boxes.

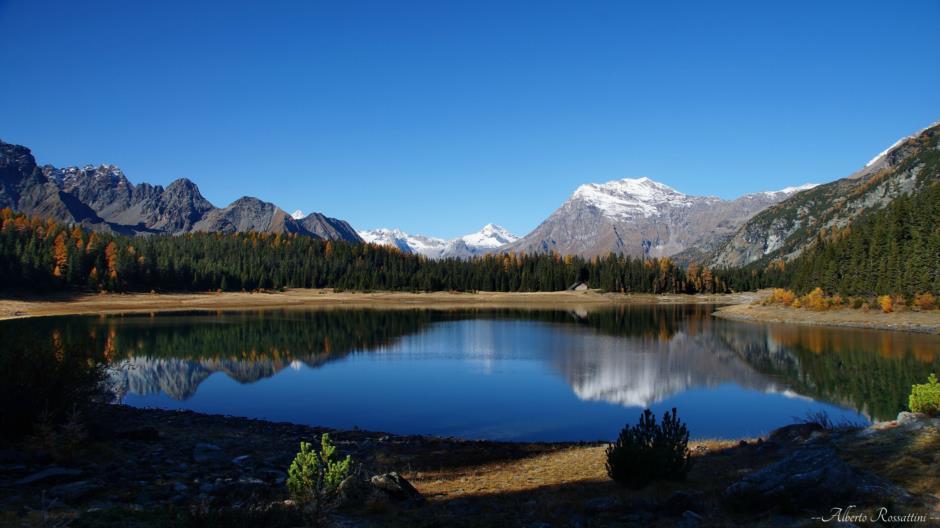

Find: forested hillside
[709,122,940,268]
[787,182,940,297]
[0,208,735,294]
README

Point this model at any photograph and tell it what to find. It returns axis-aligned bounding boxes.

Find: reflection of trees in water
[716,324,940,421]
[5,306,937,420]
[4,310,436,400]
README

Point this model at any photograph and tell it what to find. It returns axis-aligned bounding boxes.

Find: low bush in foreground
[287,434,352,525]
[909,374,940,416]
[606,407,692,489]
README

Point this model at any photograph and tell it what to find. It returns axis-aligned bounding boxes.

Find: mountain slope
[708,121,940,268]
[0,139,360,241]
[504,177,810,258]
[1,142,110,230]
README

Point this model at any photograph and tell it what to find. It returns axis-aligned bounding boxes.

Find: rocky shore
[1,405,938,527]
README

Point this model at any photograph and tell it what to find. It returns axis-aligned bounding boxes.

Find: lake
[3,305,938,441]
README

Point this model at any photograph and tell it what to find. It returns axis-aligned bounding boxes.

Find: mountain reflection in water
[3,306,938,440]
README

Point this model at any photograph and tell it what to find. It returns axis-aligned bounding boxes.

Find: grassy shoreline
[713,301,940,335]
[3,288,940,335]
[0,288,751,321]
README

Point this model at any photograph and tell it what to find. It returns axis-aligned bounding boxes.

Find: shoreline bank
[0,289,751,322]
[713,302,940,335]
[2,288,939,335]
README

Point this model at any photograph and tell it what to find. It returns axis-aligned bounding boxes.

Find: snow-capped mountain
[290,209,305,220]
[359,224,518,259]
[504,177,813,258]
[358,228,448,258]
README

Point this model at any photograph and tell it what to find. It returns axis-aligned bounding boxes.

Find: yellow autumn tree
[53,232,69,278]
[105,241,119,280]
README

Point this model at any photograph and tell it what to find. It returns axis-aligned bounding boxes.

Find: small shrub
[765,288,796,306]
[878,295,894,313]
[909,374,940,416]
[606,408,692,489]
[801,287,830,311]
[860,302,871,312]
[287,434,352,524]
[851,298,864,309]
[914,292,937,311]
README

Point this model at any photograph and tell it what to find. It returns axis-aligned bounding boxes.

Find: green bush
[909,374,940,416]
[287,434,352,523]
[606,407,692,488]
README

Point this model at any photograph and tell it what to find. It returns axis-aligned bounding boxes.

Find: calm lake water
[4,305,939,441]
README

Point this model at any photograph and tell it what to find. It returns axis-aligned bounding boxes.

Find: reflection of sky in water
[119,317,874,441]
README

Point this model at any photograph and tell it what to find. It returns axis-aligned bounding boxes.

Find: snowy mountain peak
[357,228,447,257]
[358,224,516,259]
[461,224,518,248]
[290,209,305,220]
[571,177,692,219]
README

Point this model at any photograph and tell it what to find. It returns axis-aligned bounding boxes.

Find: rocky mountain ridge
[0,139,361,242]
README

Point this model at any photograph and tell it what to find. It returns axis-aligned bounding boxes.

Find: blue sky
[2,1,938,238]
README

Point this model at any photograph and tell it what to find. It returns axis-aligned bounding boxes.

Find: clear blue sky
[2,1,938,238]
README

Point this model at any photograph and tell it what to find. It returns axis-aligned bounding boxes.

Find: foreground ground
[0,405,937,527]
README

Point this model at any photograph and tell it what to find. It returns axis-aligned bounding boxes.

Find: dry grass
[0,288,753,321]
[838,425,940,504]
[715,301,940,334]
[396,437,759,528]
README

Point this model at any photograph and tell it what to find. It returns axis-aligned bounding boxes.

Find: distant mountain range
[0,140,361,242]
[358,224,518,259]
[4,119,937,264]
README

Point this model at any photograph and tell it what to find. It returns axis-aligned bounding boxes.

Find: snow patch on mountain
[290,209,305,220]
[863,120,940,168]
[760,183,818,197]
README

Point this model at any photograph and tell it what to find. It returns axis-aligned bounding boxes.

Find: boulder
[335,472,424,511]
[335,476,373,510]
[723,445,907,511]
[369,472,423,503]
[766,423,824,446]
